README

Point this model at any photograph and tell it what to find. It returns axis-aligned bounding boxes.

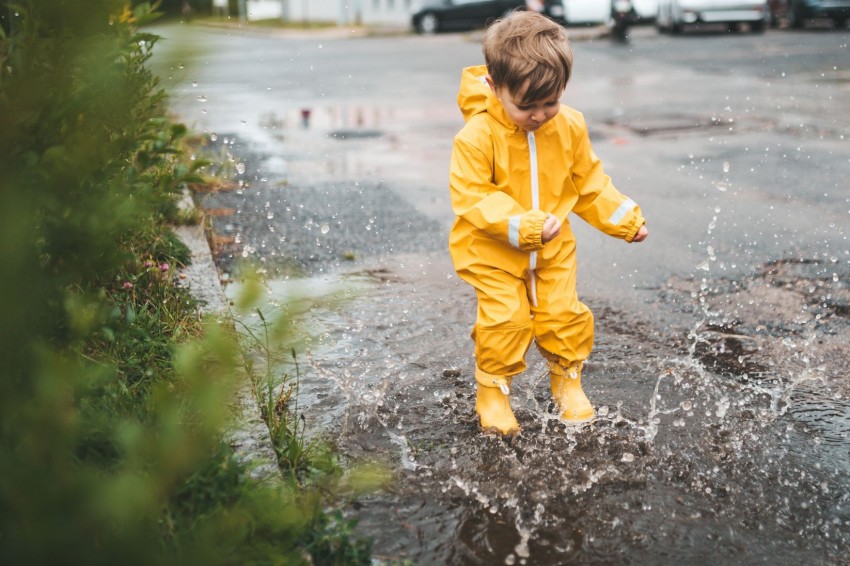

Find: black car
[411,0,566,34]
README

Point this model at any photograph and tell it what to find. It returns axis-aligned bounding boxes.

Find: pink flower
[159,263,169,272]
[144,260,153,268]
[123,281,133,289]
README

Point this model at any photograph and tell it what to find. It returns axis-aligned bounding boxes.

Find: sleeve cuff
[624,217,646,243]
[521,210,547,250]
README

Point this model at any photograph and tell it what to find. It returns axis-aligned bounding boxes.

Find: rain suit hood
[456,65,518,132]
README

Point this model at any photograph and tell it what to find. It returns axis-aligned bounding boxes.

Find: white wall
[245,0,283,20]
[246,0,415,26]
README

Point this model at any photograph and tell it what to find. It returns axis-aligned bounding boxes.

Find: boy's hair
[482,11,573,104]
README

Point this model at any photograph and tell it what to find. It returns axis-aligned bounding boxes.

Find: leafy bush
[0,1,376,563]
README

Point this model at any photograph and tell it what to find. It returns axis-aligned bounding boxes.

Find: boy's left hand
[631,224,648,243]
[542,214,561,243]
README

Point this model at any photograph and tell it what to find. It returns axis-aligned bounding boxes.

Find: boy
[448,11,648,435]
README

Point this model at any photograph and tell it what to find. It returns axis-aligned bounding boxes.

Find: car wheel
[417,12,439,34]
[751,20,765,33]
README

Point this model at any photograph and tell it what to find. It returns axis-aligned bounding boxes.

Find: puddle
[227,252,850,564]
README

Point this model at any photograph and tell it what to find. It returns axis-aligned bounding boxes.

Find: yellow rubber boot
[475,368,520,435]
[550,362,595,423]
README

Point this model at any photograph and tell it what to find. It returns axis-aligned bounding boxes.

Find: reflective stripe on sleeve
[608,198,636,225]
[509,215,521,248]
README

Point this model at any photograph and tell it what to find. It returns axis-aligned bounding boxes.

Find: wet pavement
[151,22,850,564]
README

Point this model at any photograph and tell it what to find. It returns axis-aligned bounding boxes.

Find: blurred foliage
[0,1,377,563]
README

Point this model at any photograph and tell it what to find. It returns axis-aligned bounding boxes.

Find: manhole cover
[328,129,384,140]
[608,114,722,136]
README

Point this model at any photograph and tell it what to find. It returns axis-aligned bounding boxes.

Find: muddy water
[226,240,850,564]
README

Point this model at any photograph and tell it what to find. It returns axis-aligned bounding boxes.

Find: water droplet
[192,80,198,87]
[833,273,839,282]
[321,223,330,234]
[621,453,635,463]
[681,400,693,411]
[196,95,208,102]
[722,161,730,173]
[210,133,218,141]
[235,163,246,175]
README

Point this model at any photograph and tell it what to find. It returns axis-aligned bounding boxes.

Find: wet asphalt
[152,21,850,564]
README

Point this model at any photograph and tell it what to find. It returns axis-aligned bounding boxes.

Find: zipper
[528,131,539,307]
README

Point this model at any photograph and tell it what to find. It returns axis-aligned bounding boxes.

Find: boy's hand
[541,214,561,244]
[631,224,648,243]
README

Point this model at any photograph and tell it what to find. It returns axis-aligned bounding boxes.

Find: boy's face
[487,77,562,133]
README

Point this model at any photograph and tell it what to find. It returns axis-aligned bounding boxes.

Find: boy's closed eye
[518,101,558,111]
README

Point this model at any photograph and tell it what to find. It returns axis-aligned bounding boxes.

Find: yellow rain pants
[465,226,592,377]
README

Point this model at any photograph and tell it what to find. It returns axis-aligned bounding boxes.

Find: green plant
[236,307,337,479]
[0,1,379,563]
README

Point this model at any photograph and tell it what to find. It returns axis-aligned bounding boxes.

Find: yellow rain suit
[448,65,645,382]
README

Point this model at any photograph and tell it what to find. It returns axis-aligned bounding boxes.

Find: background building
[244,0,416,26]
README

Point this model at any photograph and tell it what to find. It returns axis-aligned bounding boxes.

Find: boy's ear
[484,74,497,93]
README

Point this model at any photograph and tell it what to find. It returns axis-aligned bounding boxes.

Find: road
[153,23,850,313]
[152,23,850,564]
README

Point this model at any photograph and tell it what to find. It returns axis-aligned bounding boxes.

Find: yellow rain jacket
[448,65,645,380]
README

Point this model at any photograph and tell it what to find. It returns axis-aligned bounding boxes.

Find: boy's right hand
[541,214,561,244]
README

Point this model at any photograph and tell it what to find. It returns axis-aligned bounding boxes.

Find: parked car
[776,0,850,28]
[410,0,584,34]
[411,0,524,33]
[655,0,770,32]
[551,0,655,26]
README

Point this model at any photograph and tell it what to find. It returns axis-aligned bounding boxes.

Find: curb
[174,196,281,483]
[188,18,609,41]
